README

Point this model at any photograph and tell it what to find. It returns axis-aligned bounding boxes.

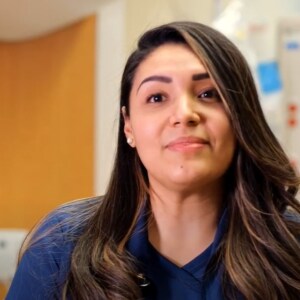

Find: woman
[7,21,300,300]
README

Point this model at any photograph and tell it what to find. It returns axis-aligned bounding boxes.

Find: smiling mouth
[166,137,209,153]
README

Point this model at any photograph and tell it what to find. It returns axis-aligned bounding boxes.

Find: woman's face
[124,43,235,193]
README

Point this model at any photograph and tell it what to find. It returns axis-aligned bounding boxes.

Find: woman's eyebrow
[136,72,210,94]
[137,75,172,93]
[192,73,210,80]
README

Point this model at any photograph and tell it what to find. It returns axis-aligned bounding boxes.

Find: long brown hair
[26,22,300,299]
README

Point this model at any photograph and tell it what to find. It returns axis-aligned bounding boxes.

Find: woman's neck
[147,184,223,267]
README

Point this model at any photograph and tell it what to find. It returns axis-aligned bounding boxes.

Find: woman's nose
[169,95,201,127]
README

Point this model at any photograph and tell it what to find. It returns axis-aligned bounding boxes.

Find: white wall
[125,0,230,53]
[95,0,127,194]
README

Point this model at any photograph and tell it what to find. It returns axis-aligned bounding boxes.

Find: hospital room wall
[0,16,96,230]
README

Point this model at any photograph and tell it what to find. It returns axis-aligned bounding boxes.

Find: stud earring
[127,137,133,145]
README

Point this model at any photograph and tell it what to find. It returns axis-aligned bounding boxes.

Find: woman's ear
[121,106,131,134]
[121,106,135,147]
[121,106,127,120]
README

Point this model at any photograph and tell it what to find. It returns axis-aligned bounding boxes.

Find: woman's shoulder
[46,196,102,233]
[6,196,103,300]
[28,196,102,244]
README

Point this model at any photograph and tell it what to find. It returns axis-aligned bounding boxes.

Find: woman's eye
[198,89,221,101]
[147,93,165,103]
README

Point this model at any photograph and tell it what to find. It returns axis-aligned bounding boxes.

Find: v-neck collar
[126,205,228,291]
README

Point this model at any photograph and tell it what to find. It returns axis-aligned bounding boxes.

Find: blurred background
[0,0,299,296]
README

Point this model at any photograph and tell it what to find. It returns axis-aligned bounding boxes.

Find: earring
[127,137,133,145]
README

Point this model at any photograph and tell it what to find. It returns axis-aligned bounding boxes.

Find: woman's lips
[166,136,209,152]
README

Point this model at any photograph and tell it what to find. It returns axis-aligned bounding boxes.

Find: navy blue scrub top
[6,202,230,300]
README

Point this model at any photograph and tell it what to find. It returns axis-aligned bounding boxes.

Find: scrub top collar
[126,203,229,291]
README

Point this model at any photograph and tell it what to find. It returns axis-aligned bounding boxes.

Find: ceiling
[0,0,109,42]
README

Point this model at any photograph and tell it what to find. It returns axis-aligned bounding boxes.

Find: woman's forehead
[132,43,207,86]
